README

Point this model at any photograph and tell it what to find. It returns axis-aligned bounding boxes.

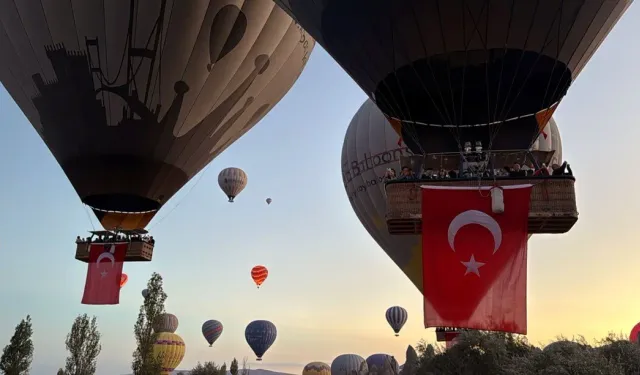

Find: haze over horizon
[1,3,640,375]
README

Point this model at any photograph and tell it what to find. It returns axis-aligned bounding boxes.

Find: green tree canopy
[62,314,101,375]
[0,315,34,375]
[131,272,167,375]
[413,331,640,375]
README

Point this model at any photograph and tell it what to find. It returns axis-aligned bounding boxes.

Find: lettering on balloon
[295,24,311,64]
[342,146,410,201]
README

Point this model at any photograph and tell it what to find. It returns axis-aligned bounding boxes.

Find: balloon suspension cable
[83,204,96,231]
[147,162,213,231]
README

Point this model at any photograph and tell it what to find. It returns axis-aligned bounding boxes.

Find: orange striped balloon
[251,266,268,288]
[120,273,128,288]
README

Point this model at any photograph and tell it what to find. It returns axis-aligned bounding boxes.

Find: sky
[1,5,640,375]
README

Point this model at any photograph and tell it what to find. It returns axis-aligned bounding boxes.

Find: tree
[0,315,34,375]
[230,358,239,375]
[131,272,167,375]
[62,314,101,375]
[190,361,227,375]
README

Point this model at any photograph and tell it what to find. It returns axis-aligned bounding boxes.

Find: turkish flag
[81,243,127,305]
[421,185,531,334]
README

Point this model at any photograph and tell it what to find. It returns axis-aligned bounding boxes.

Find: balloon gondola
[0,0,315,247]
[280,0,630,237]
[75,229,154,263]
[342,98,564,291]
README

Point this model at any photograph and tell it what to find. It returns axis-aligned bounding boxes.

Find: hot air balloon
[342,99,563,291]
[251,265,269,288]
[303,362,331,375]
[366,354,399,375]
[630,322,640,344]
[275,0,627,154]
[202,320,223,347]
[142,288,149,299]
[245,320,277,361]
[385,306,408,337]
[219,168,248,202]
[153,313,179,334]
[0,1,315,233]
[266,198,273,205]
[120,273,129,288]
[331,354,368,375]
[153,331,186,375]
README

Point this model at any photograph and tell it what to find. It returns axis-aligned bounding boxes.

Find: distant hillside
[124,369,295,375]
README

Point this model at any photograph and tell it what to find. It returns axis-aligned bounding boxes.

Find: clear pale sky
[1,6,640,375]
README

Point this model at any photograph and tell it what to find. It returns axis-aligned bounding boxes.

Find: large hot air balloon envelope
[0,0,315,230]
[630,322,640,344]
[385,306,408,337]
[142,288,149,299]
[331,354,368,375]
[218,168,248,202]
[251,265,269,288]
[245,320,277,361]
[153,331,186,375]
[342,99,563,291]
[202,319,223,347]
[366,354,399,375]
[303,362,331,375]
[275,0,628,154]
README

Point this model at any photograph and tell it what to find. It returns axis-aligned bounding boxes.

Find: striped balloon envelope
[385,306,408,337]
[202,320,224,347]
[251,265,268,288]
[153,313,179,334]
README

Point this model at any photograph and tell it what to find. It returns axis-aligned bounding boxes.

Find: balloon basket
[256,358,262,361]
[395,333,399,337]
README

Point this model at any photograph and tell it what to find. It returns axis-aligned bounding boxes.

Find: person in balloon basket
[397,166,417,180]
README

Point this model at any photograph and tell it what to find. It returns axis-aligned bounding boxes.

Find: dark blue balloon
[245,320,277,361]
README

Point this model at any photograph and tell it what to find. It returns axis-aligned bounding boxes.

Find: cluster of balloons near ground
[303,353,404,375]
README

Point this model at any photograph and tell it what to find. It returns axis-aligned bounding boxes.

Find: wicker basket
[75,241,154,262]
[385,177,578,235]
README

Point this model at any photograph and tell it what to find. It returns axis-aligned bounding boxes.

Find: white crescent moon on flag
[448,210,502,254]
[96,245,116,268]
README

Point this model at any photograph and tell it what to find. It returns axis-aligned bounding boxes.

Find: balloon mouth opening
[84,194,161,214]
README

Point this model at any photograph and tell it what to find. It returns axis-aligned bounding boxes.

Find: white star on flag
[461,254,485,276]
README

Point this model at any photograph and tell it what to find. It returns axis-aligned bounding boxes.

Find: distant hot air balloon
[266,198,273,205]
[202,320,224,347]
[218,168,248,202]
[245,320,277,361]
[630,322,640,344]
[142,288,149,299]
[251,265,269,288]
[0,1,315,230]
[385,306,408,337]
[366,354,399,375]
[153,313,179,334]
[331,354,368,375]
[120,273,129,288]
[153,331,186,375]
[342,99,563,291]
[303,362,331,375]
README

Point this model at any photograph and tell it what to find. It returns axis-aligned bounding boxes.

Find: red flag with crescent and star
[421,185,532,334]
[81,243,127,305]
